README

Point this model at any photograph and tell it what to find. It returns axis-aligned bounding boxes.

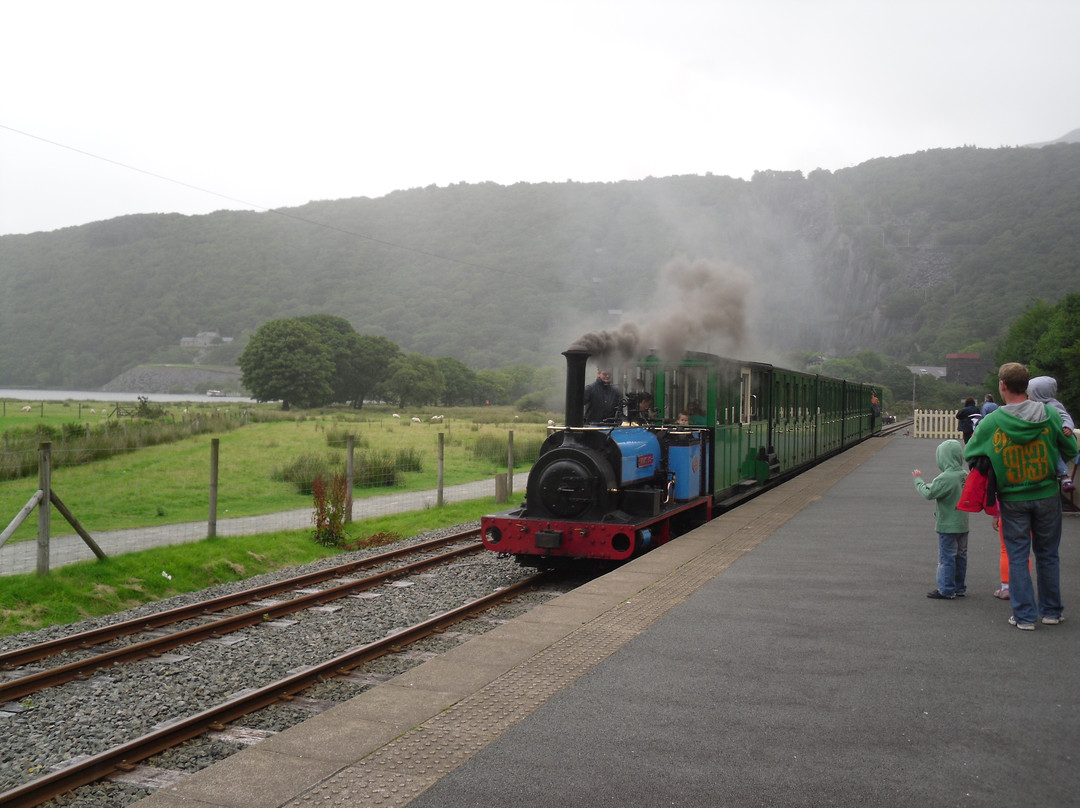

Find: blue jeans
[936,532,969,597]
[1000,497,1063,624]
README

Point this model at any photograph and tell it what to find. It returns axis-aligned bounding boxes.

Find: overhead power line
[0,122,591,291]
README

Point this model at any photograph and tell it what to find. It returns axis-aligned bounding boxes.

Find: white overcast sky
[1,0,1076,236]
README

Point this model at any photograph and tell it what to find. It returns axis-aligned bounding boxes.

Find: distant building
[906,365,947,380]
[946,353,993,386]
[180,331,233,348]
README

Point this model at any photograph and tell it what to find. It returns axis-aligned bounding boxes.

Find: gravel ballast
[1,524,567,807]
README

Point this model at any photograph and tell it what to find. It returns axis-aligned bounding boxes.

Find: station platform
[133,434,1079,808]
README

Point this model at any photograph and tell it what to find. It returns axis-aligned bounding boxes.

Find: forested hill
[2,144,1079,389]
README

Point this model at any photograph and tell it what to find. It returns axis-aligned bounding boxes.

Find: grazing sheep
[411,417,422,423]
[547,419,555,426]
[21,405,31,412]
[392,413,401,418]
[430,414,444,422]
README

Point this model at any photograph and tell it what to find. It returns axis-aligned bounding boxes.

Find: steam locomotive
[481,348,880,564]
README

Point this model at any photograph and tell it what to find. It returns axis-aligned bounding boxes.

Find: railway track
[0,571,549,808]
[879,418,912,437]
[0,530,484,701]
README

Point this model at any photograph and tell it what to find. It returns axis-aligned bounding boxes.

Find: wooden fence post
[437,433,445,507]
[37,442,51,576]
[507,430,514,498]
[208,438,219,538]
[345,435,354,524]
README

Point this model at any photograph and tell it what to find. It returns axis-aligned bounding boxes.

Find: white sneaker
[1041,615,1065,625]
[1008,615,1035,630]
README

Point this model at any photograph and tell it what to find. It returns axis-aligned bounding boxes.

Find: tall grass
[469,433,545,467]
[0,412,245,481]
[275,447,427,493]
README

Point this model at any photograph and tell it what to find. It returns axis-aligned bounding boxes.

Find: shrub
[325,425,368,449]
[135,396,168,420]
[312,473,350,547]
[469,434,545,467]
[395,447,423,473]
[278,446,422,493]
[353,450,397,488]
[277,451,344,495]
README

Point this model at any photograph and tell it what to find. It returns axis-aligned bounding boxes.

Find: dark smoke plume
[569,257,751,361]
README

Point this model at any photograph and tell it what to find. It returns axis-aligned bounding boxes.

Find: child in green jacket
[912,439,969,599]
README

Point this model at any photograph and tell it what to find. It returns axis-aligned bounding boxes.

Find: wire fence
[0,418,546,576]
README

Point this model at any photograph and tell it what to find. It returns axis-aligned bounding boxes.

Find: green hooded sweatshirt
[913,439,969,533]
[963,400,1078,501]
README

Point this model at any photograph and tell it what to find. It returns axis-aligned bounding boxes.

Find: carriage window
[626,367,657,421]
[663,366,708,423]
[740,368,752,424]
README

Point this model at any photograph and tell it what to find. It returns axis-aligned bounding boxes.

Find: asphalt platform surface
[403,435,1079,808]
[131,433,1078,808]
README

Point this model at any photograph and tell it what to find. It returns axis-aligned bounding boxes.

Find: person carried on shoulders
[1027,375,1077,492]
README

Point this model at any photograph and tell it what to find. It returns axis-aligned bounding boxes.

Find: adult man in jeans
[964,363,1079,630]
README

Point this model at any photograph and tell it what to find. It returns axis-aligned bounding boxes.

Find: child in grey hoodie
[912,439,970,599]
[1027,376,1077,492]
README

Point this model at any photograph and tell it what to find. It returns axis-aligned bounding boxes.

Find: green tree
[295,314,376,406]
[238,319,334,409]
[498,365,540,402]
[353,335,401,409]
[384,354,446,407]
[436,356,477,406]
[1031,293,1080,422]
[993,299,1055,368]
[474,369,509,405]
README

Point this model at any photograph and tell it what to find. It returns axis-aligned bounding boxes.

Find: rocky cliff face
[100,366,243,395]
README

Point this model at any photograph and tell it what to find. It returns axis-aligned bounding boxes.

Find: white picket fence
[913,409,965,439]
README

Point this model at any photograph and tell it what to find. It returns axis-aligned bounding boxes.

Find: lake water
[0,388,257,404]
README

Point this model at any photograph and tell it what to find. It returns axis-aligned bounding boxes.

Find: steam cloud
[570,257,751,362]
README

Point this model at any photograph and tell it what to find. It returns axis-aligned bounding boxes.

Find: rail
[0,573,547,808]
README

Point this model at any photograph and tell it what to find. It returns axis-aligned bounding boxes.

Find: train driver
[584,366,623,424]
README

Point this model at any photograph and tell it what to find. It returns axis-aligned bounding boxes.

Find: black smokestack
[563,349,589,428]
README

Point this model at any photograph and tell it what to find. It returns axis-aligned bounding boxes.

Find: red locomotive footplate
[481,496,712,561]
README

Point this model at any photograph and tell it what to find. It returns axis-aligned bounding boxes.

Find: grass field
[0,401,551,544]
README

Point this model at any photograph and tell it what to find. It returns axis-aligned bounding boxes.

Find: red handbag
[957,468,999,516]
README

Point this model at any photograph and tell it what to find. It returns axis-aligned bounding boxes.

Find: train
[481,347,880,564]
